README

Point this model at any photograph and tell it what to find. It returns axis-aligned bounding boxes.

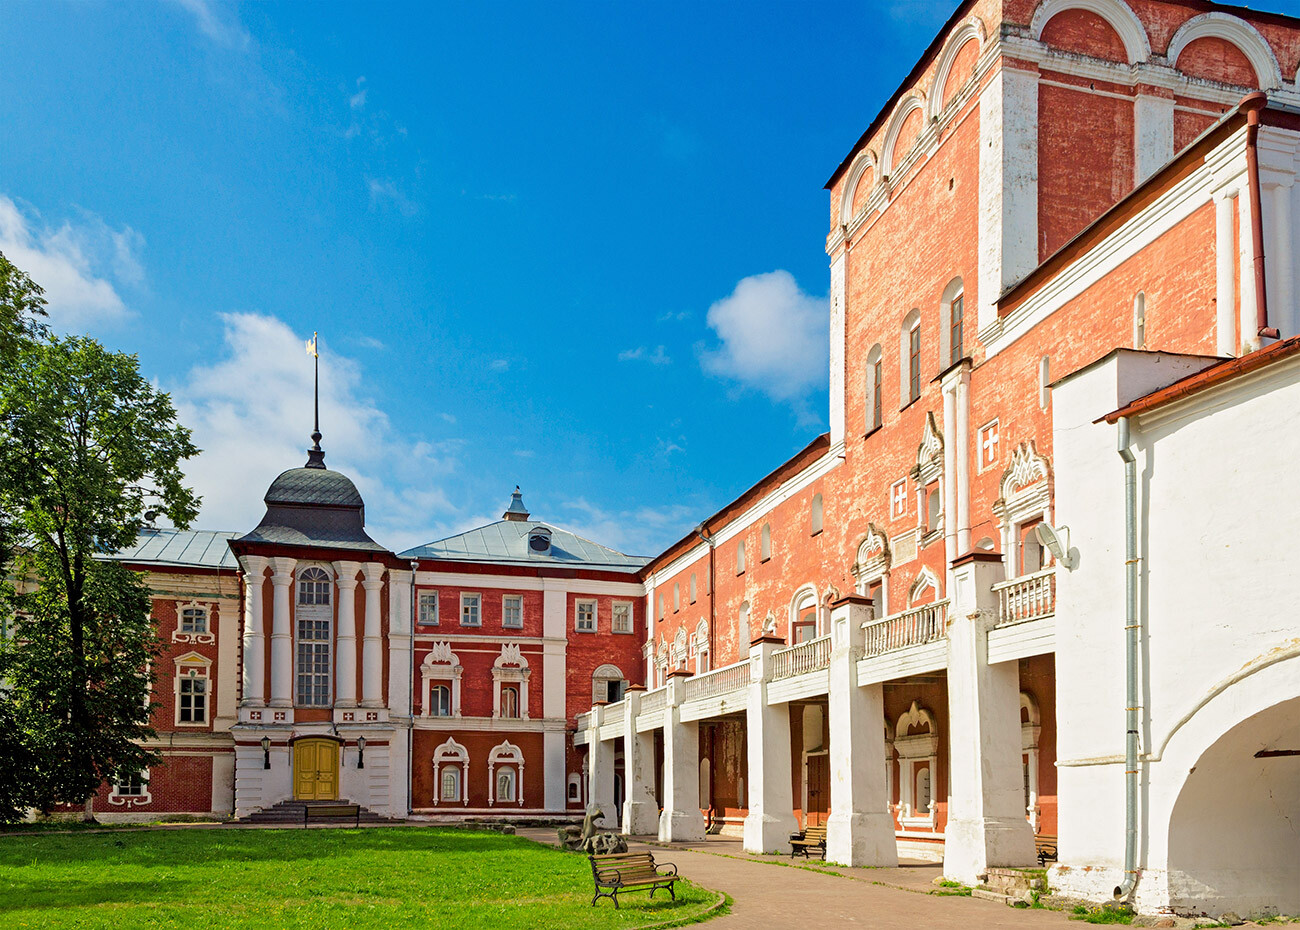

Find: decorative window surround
[109,768,151,807]
[172,600,215,644]
[174,651,212,727]
[492,643,531,719]
[992,441,1054,579]
[693,620,710,673]
[789,584,821,641]
[592,663,626,705]
[852,524,892,617]
[432,737,469,806]
[672,628,688,669]
[488,741,525,807]
[907,567,942,607]
[420,642,463,718]
[894,701,938,831]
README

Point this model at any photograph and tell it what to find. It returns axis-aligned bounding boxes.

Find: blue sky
[0,0,953,555]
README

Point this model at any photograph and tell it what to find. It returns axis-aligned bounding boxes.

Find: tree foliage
[0,307,199,820]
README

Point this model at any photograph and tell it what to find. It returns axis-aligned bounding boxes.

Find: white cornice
[412,716,568,732]
[412,570,643,596]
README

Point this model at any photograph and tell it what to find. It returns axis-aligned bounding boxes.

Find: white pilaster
[943,552,1036,884]
[543,730,566,812]
[825,596,898,867]
[828,249,847,448]
[360,563,385,707]
[1215,191,1237,356]
[942,381,959,573]
[216,594,240,726]
[333,560,360,707]
[954,366,971,555]
[1266,179,1295,339]
[660,672,705,842]
[743,636,797,853]
[620,687,658,835]
[1133,92,1174,185]
[978,63,1039,334]
[1238,189,1260,353]
[239,555,268,706]
[387,568,412,714]
[268,557,297,707]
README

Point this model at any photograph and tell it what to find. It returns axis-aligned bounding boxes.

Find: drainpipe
[1115,418,1140,901]
[407,560,417,817]
[1242,92,1280,341]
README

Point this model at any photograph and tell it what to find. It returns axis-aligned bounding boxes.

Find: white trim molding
[1030,0,1151,66]
[1165,12,1283,91]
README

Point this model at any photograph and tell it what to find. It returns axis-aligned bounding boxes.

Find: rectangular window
[950,294,964,367]
[430,684,451,716]
[611,602,632,634]
[606,679,624,703]
[503,595,523,629]
[417,591,439,626]
[908,325,921,402]
[180,607,207,635]
[178,671,207,724]
[460,593,481,627]
[872,359,883,429]
[295,617,331,706]
[575,599,596,632]
[115,770,147,797]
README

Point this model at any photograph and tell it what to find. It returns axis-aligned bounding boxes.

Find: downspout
[407,560,417,817]
[1242,92,1280,341]
[1115,418,1140,901]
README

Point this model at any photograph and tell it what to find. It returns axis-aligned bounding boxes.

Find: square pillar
[826,595,898,867]
[660,672,705,842]
[944,551,1036,884]
[621,686,658,835]
[743,635,797,853]
[586,705,617,829]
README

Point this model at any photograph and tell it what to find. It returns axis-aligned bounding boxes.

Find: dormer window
[527,526,552,555]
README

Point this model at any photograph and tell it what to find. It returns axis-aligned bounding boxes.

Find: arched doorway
[1166,696,1300,918]
[293,737,340,801]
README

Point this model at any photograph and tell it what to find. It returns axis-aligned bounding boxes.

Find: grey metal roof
[264,467,365,507]
[107,528,240,570]
[400,521,649,573]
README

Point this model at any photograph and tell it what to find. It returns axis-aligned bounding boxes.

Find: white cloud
[350,77,368,109]
[172,313,464,552]
[618,345,671,365]
[0,196,143,329]
[489,359,510,372]
[366,177,418,216]
[560,498,699,557]
[699,270,828,402]
[168,0,251,50]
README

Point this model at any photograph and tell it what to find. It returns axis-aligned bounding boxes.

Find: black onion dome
[238,460,386,553]
[264,467,365,508]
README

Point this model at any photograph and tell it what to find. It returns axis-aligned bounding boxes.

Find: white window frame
[417,590,439,626]
[460,592,482,627]
[890,478,909,520]
[172,600,214,644]
[109,768,151,807]
[294,564,333,707]
[432,737,469,807]
[174,652,212,727]
[574,599,596,633]
[611,601,633,635]
[978,418,1000,473]
[502,594,523,629]
[487,741,525,807]
[429,684,452,717]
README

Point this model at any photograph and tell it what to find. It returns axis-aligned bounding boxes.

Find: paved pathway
[518,829,1072,929]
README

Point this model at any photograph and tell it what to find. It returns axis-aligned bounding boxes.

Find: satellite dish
[1034,522,1076,570]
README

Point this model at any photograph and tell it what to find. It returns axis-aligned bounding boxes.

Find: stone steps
[240,799,397,825]
[976,867,1046,907]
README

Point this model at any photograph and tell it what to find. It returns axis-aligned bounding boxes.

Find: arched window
[432,737,469,807]
[865,343,884,432]
[488,741,525,807]
[940,278,965,368]
[592,664,625,705]
[430,684,452,717]
[810,493,823,535]
[900,309,922,404]
[297,566,331,605]
[1039,356,1051,410]
[689,573,697,603]
[500,685,520,719]
[761,523,772,561]
[738,601,751,654]
[736,540,746,574]
[497,769,516,803]
[673,583,680,612]
[1133,292,1146,348]
[791,585,819,643]
[441,767,460,802]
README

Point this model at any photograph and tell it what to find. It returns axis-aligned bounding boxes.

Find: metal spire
[305,332,325,468]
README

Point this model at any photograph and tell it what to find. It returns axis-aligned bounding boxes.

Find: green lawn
[0,827,723,929]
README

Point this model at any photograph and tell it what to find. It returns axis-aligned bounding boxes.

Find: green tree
[0,335,199,820]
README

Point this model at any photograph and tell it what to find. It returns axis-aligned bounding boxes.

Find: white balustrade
[991,569,1056,627]
[603,701,625,730]
[770,634,833,681]
[640,687,667,715]
[862,601,949,658]
[575,711,592,731]
[683,660,752,702]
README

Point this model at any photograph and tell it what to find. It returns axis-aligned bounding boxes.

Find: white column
[743,636,797,853]
[941,381,959,573]
[943,552,1036,884]
[239,555,268,706]
[586,707,617,829]
[621,686,659,835]
[1216,191,1238,356]
[660,673,705,842]
[1267,179,1295,339]
[387,567,412,714]
[978,63,1039,334]
[1133,91,1174,185]
[360,563,384,707]
[333,560,360,707]
[954,367,971,554]
[1238,189,1260,354]
[828,248,847,448]
[268,557,296,707]
[826,595,898,867]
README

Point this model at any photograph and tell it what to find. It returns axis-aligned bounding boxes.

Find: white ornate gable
[913,412,944,485]
[853,523,892,580]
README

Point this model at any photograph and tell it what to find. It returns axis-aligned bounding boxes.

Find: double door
[293,738,339,801]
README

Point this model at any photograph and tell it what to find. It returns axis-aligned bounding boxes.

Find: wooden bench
[303,804,361,828]
[1036,834,1058,866]
[589,852,678,908]
[789,823,828,859]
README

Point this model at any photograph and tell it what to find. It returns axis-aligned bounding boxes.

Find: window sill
[612,628,634,635]
[863,425,883,441]
[810,529,822,538]
[899,396,921,412]
[760,557,771,564]
[574,627,596,634]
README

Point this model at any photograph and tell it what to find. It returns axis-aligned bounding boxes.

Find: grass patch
[0,827,722,929]
[1070,903,1134,924]
[934,879,973,896]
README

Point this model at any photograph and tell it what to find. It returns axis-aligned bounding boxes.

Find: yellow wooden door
[293,739,339,800]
